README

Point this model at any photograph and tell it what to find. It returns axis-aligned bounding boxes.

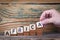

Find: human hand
[40,9,60,26]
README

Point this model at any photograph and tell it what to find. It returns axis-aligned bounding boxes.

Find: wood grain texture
[0,4,60,34]
[0,0,60,3]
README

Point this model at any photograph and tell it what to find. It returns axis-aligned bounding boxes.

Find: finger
[40,18,53,24]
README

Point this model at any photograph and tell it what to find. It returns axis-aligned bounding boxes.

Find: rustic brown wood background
[0,0,60,35]
[0,0,60,3]
[0,4,60,32]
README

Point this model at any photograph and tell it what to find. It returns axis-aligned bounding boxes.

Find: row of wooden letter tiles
[4,22,43,36]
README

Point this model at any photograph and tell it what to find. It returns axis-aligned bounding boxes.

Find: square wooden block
[36,22,43,28]
[30,24,36,36]
[30,30,36,36]
[36,28,43,36]
[10,34,17,36]
[4,30,10,36]
[24,32,29,36]
[24,26,30,36]
[17,26,23,36]
[10,28,17,36]
[36,22,43,36]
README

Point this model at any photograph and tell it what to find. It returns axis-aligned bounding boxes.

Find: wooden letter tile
[10,28,17,36]
[24,26,30,36]
[4,30,10,36]
[30,24,36,36]
[36,22,43,36]
[17,26,23,36]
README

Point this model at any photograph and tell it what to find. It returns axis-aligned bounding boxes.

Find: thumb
[40,18,53,24]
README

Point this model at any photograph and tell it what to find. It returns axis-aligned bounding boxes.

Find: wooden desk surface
[0,0,60,3]
[0,33,60,40]
[0,3,60,37]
